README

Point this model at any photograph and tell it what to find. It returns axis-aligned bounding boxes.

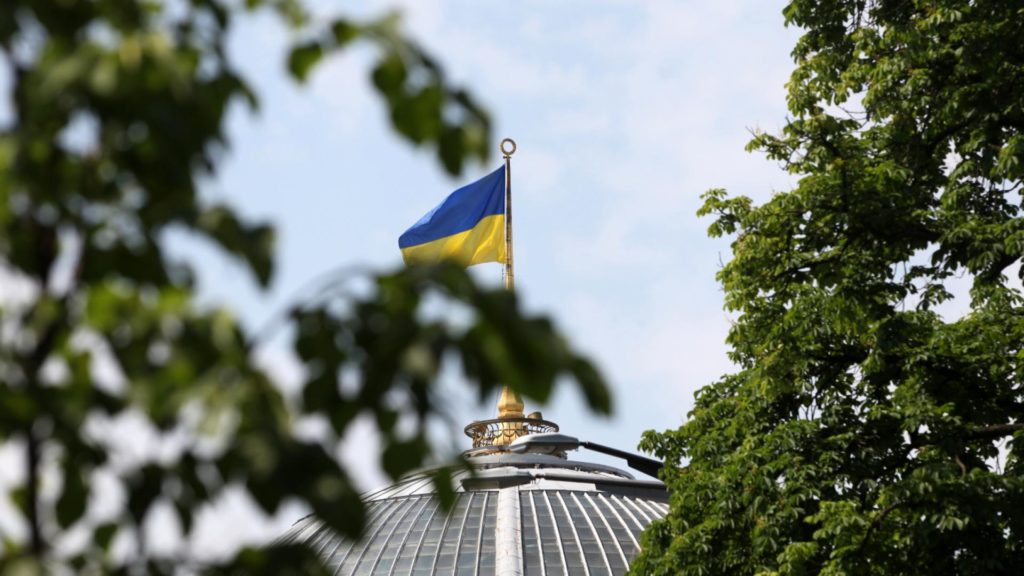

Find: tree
[0,1,609,573]
[631,1,1024,574]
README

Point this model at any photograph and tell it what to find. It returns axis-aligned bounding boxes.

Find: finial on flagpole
[501,138,517,158]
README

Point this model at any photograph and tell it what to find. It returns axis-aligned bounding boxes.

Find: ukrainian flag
[399,166,507,266]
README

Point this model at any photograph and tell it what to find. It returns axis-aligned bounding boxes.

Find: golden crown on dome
[463,388,559,451]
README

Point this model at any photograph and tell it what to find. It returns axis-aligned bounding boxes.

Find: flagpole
[501,138,516,291]
[495,138,524,428]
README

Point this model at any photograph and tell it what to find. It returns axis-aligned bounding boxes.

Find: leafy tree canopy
[0,1,609,573]
[632,1,1024,574]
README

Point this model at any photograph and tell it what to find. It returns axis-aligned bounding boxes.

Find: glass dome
[282,392,667,575]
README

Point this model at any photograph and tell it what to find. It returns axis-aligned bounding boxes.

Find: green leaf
[94,522,118,552]
[632,0,1024,572]
[127,465,163,524]
[570,357,612,415]
[381,437,428,480]
[330,20,360,47]
[196,204,275,287]
[56,467,88,528]
[287,42,323,83]
[371,53,407,95]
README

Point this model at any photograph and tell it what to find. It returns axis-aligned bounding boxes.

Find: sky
[201,0,799,468]
[3,0,807,560]
[168,0,804,555]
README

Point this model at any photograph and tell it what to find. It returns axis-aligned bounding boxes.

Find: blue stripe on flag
[399,166,505,248]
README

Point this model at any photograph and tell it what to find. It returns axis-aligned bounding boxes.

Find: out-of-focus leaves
[330,20,359,47]
[429,464,461,512]
[439,125,467,176]
[0,557,44,576]
[568,357,611,414]
[196,204,276,287]
[289,13,490,175]
[287,42,323,83]
[382,437,428,480]
[371,53,409,98]
[93,522,118,552]
[0,0,605,574]
[55,465,87,528]
[281,263,612,502]
[126,464,163,524]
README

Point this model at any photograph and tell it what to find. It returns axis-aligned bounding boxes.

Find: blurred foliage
[0,0,609,573]
[631,1,1024,575]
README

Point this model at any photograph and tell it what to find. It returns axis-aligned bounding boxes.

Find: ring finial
[500,138,517,157]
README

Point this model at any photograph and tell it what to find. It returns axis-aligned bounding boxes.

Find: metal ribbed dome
[283,393,667,575]
[283,452,667,575]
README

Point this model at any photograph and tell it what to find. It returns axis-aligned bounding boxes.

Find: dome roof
[282,394,667,575]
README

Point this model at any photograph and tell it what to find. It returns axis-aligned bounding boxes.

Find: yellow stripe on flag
[400,214,506,266]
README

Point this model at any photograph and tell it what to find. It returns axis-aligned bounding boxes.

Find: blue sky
[198,0,801,490]
[201,5,1017,559]
[3,0,808,559]
[170,6,808,556]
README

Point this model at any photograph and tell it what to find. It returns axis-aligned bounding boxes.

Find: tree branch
[909,423,1024,451]
[25,423,42,556]
[857,500,906,554]
[966,423,1024,441]
[23,307,68,557]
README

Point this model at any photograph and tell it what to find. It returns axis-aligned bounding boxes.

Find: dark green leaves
[382,437,429,480]
[371,53,408,94]
[290,263,611,486]
[287,42,323,83]
[633,1,1024,574]
[0,0,592,574]
[55,466,88,529]
[196,204,276,287]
